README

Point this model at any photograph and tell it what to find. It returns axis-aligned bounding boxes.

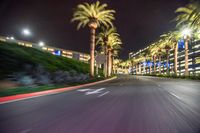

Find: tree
[175,1,200,30]
[175,1,200,75]
[96,27,122,77]
[143,48,151,74]
[160,31,182,75]
[149,43,159,74]
[71,1,115,77]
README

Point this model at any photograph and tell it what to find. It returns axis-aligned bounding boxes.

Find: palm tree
[71,1,115,77]
[160,31,182,75]
[158,36,172,75]
[111,48,121,75]
[112,59,121,74]
[107,36,122,76]
[149,43,159,74]
[96,27,122,77]
[175,1,200,30]
[143,48,151,74]
[175,1,200,75]
[156,48,166,75]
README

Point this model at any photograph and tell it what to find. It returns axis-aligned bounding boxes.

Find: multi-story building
[129,39,200,75]
[0,36,90,63]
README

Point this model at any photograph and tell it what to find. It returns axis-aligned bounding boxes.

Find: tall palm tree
[111,47,121,75]
[108,36,122,76]
[175,1,200,75]
[175,1,200,29]
[96,27,122,77]
[143,48,151,74]
[160,31,182,75]
[71,1,115,77]
[112,59,121,74]
[158,36,172,75]
[149,43,159,74]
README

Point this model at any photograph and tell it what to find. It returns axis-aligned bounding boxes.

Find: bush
[0,42,89,79]
[143,73,200,80]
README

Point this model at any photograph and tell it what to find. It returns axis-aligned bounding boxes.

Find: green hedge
[143,73,200,80]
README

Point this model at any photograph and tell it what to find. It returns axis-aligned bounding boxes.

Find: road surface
[0,75,200,133]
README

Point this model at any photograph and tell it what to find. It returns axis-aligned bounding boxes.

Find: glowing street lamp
[22,28,31,36]
[10,36,15,40]
[38,41,45,47]
[182,28,192,39]
[181,28,192,76]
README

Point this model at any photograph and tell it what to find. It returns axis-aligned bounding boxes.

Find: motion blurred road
[0,75,200,133]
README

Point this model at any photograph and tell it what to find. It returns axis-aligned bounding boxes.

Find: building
[0,36,90,63]
[129,39,200,75]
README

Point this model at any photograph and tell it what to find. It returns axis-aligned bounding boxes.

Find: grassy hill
[0,41,90,79]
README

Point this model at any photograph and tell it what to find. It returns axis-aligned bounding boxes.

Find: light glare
[22,29,31,36]
[181,28,192,37]
[39,41,45,46]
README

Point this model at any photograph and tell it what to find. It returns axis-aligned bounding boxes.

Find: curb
[0,77,117,104]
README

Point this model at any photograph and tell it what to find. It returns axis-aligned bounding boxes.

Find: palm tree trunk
[159,55,161,74]
[166,50,169,75]
[90,28,95,77]
[143,60,146,75]
[135,64,138,75]
[150,62,152,74]
[153,56,156,74]
[139,63,141,74]
[104,45,108,77]
[185,38,189,76]
[131,60,134,75]
[174,42,178,75]
[111,55,114,75]
[107,50,112,77]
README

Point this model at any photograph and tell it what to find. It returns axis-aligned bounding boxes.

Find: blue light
[156,62,161,66]
[163,62,170,67]
[54,50,61,56]
[178,39,185,49]
[147,61,151,67]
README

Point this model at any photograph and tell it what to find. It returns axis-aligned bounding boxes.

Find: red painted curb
[0,77,117,104]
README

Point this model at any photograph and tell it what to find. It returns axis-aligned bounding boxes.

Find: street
[0,75,200,133]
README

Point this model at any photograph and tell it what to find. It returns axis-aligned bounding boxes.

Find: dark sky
[0,0,189,59]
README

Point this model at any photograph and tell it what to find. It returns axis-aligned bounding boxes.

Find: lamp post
[22,28,31,37]
[39,41,45,47]
[182,28,191,76]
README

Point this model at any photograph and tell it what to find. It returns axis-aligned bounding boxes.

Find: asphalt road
[0,75,200,133]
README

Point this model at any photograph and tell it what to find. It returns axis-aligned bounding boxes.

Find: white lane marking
[170,93,181,99]
[77,89,92,92]
[85,88,106,95]
[98,91,110,97]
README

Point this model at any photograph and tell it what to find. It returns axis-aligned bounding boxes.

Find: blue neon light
[54,50,61,56]
[178,39,185,49]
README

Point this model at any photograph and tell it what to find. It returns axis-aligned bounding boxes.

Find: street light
[38,41,45,47]
[181,28,192,39]
[22,28,31,36]
[10,36,15,40]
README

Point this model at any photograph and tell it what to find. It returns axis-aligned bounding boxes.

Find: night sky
[0,0,189,59]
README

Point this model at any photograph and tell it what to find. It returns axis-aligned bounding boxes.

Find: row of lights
[130,28,195,56]
[6,28,45,47]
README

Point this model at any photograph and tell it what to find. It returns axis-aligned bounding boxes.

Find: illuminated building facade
[129,40,200,75]
[0,36,90,63]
